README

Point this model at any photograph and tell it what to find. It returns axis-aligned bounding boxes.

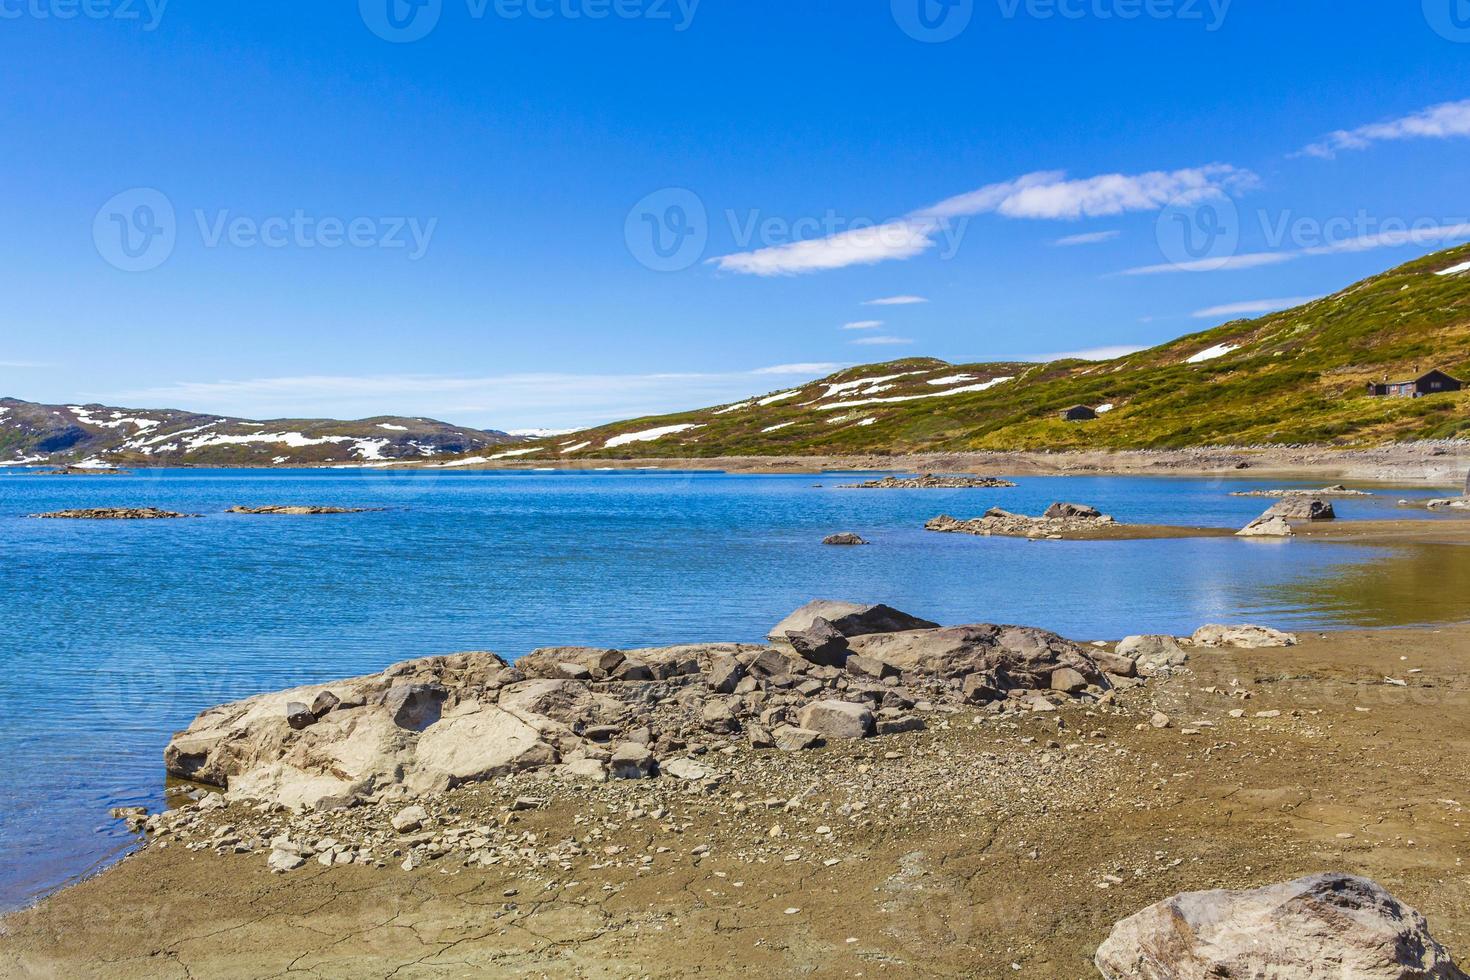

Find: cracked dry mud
[4,626,1470,978]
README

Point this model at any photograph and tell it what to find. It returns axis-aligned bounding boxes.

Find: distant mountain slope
[0,400,516,467]
[484,245,1470,459]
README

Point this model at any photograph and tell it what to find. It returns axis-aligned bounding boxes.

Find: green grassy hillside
[506,245,1470,459]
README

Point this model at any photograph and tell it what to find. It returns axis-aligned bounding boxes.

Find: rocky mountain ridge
[0,398,517,467]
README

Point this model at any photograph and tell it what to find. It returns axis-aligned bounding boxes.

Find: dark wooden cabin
[1366,369,1464,398]
[1061,405,1098,422]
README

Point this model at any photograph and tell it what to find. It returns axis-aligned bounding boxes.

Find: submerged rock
[843,474,1017,490]
[1096,873,1467,979]
[28,507,199,520]
[227,505,387,515]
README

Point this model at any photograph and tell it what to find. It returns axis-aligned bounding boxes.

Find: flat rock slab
[227,506,388,515]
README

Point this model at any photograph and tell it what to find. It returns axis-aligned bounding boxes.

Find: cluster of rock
[31,466,131,476]
[1229,484,1371,498]
[162,600,1162,816]
[1237,497,1336,537]
[1234,499,1340,537]
[844,474,1018,490]
[927,502,1113,539]
[227,505,385,515]
[1425,497,1470,510]
[1097,873,1466,979]
[28,507,198,520]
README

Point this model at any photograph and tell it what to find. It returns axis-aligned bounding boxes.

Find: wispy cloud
[710,165,1256,276]
[110,365,844,431]
[1298,99,1470,159]
[851,336,913,346]
[1191,296,1320,319]
[0,360,51,369]
[1027,345,1147,362]
[1054,230,1120,247]
[843,320,884,330]
[863,295,928,306]
[752,362,844,375]
[1122,221,1470,275]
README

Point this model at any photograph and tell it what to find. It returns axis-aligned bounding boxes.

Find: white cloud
[1054,230,1120,247]
[1027,345,1147,362]
[109,365,843,431]
[1191,296,1320,319]
[1122,221,1470,275]
[851,336,913,346]
[843,320,884,330]
[710,219,938,276]
[922,165,1255,222]
[863,295,928,306]
[711,165,1257,276]
[751,362,844,375]
[0,360,51,369]
[1299,99,1470,159]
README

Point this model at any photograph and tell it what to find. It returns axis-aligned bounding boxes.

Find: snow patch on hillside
[757,390,803,407]
[714,401,754,415]
[490,448,540,459]
[761,422,795,433]
[605,424,703,449]
[1186,343,1238,364]
[926,374,978,386]
[378,423,408,431]
[1436,260,1470,276]
[820,376,1015,410]
[561,441,592,454]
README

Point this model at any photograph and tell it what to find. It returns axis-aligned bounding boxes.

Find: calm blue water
[0,467,1463,909]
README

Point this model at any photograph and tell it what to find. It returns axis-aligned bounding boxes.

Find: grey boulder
[767,601,939,641]
[797,700,874,740]
[1095,873,1466,979]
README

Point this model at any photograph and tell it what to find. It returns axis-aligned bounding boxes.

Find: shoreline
[5,443,1469,488]
[6,620,1470,976]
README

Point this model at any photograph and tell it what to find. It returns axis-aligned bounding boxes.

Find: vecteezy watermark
[1423,0,1470,42]
[623,188,972,272]
[892,0,974,43]
[624,188,708,272]
[1154,200,1470,272]
[894,0,1232,40]
[93,188,439,271]
[360,0,699,42]
[1155,191,1241,272]
[93,188,177,272]
[0,0,168,29]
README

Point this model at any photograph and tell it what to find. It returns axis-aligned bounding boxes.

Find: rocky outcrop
[844,474,1017,489]
[1192,624,1299,649]
[927,504,1116,539]
[822,532,869,546]
[1230,484,1371,498]
[1096,873,1466,979]
[164,602,1134,812]
[28,507,199,520]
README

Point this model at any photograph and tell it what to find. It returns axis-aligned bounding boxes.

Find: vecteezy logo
[360,0,442,43]
[892,0,973,42]
[624,188,708,272]
[1424,0,1470,42]
[93,188,176,273]
[1155,191,1240,272]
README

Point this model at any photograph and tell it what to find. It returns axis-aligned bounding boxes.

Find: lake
[0,466,1465,910]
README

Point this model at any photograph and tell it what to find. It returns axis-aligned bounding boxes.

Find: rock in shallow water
[1095,873,1467,979]
[822,532,868,546]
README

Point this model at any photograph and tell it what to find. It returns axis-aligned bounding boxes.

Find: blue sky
[2,1,1468,430]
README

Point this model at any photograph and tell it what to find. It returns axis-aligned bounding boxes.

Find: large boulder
[1116,636,1189,677]
[797,700,874,740]
[785,616,850,667]
[823,532,868,546]
[1237,514,1296,537]
[1044,502,1102,519]
[1192,624,1299,649]
[1265,497,1337,521]
[846,624,1108,691]
[1095,873,1466,979]
[767,601,938,641]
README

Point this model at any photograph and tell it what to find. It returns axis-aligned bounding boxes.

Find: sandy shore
[5,624,1469,978]
[413,443,1470,487]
